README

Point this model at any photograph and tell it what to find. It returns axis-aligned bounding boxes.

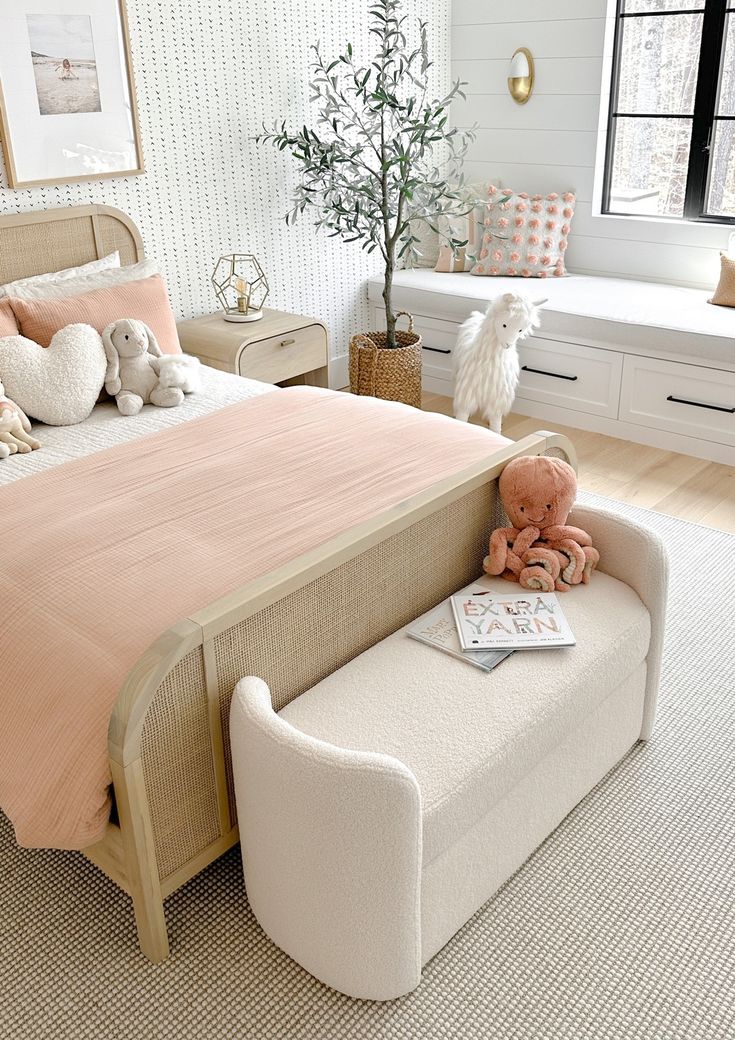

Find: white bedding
[0,367,277,486]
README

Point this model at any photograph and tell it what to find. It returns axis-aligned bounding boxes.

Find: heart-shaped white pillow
[0,323,106,425]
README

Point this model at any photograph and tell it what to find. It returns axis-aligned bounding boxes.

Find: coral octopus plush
[485,455,599,592]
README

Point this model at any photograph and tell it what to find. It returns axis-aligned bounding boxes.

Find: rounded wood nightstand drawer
[238,326,327,383]
[176,308,329,387]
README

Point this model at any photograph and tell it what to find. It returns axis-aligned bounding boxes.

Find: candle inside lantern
[235,276,251,314]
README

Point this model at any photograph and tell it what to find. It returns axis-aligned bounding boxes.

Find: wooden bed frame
[0,205,578,961]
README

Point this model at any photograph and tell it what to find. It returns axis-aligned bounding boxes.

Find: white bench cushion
[280,572,650,867]
[370,270,735,365]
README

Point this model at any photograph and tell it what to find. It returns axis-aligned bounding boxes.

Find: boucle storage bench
[230,504,668,1001]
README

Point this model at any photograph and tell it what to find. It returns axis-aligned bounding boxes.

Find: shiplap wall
[0,0,450,367]
[452,0,730,289]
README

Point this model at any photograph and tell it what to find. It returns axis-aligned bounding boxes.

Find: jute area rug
[2,492,733,1040]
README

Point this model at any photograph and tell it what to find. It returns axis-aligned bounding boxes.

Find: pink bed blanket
[1,387,508,849]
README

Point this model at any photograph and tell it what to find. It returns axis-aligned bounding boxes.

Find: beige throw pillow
[708,253,735,307]
[434,181,498,273]
[409,218,441,269]
[434,244,467,273]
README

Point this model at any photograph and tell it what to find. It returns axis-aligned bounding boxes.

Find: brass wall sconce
[508,47,534,105]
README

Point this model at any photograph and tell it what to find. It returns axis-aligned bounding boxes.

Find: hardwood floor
[421,391,735,535]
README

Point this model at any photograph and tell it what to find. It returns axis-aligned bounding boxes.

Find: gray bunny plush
[102,319,184,416]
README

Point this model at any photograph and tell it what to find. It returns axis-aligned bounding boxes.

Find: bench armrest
[570,504,669,740]
[230,677,422,1000]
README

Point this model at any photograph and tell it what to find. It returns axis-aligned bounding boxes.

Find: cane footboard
[83,430,577,961]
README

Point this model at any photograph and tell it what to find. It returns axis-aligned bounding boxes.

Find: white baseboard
[330,354,349,390]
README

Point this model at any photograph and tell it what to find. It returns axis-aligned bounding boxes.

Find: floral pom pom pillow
[470,185,576,278]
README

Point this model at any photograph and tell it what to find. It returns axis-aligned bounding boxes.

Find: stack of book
[407,576,575,673]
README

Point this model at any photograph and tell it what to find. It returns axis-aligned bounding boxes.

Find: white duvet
[0,367,277,487]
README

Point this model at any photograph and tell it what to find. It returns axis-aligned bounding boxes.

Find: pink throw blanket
[1,387,508,849]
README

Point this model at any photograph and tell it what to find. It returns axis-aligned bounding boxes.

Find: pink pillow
[0,298,19,336]
[8,274,181,354]
[471,185,576,279]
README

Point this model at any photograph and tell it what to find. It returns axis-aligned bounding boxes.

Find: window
[602,0,735,223]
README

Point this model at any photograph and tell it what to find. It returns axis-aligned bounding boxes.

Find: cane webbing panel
[96,214,142,266]
[139,648,220,882]
[214,481,497,827]
[0,211,141,284]
[134,447,568,881]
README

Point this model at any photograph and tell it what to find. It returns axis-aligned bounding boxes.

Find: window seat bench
[368,270,735,465]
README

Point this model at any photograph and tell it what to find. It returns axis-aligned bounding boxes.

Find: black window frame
[602,0,735,225]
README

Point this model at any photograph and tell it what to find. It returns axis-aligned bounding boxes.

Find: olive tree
[257,0,475,347]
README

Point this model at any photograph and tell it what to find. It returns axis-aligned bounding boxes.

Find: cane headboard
[0,205,144,285]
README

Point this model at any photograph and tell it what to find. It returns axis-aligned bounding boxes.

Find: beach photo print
[0,1,143,187]
[27,14,101,116]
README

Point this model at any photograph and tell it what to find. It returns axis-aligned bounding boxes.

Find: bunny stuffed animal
[102,319,184,416]
[0,380,41,458]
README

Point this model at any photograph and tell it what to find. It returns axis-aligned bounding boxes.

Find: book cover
[406,588,513,673]
[451,588,576,651]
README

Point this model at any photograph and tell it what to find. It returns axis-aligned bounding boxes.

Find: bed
[0,204,577,961]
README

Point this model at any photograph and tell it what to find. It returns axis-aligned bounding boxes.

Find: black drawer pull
[666,394,735,414]
[422,345,452,355]
[522,365,578,382]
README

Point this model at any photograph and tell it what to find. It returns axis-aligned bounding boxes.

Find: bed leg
[131,884,169,963]
[110,757,170,962]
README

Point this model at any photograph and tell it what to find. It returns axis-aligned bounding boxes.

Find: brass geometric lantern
[212,253,269,323]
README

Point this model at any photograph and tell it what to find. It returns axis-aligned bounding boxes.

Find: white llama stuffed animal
[453,292,545,433]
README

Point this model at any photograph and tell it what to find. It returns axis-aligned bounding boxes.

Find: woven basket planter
[349,311,422,408]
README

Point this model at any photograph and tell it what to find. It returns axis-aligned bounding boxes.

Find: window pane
[617,13,703,115]
[705,121,735,217]
[717,12,735,117]
[623,1,704,12]
[609,117,693,217]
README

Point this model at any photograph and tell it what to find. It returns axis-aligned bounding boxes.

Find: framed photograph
[0,0,143,187]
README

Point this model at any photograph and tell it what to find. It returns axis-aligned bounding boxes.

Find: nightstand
[177,308,329,387]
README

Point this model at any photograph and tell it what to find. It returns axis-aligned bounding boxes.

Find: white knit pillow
[7,259,158,301]
[471,185,576,279]
[0,252,120,298]
[0,324,106,425]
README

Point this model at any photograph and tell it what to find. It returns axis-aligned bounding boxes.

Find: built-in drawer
[620,355,735,448]
[238,325,327,384]
[516,338,623,418]
[405,313,457,380]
